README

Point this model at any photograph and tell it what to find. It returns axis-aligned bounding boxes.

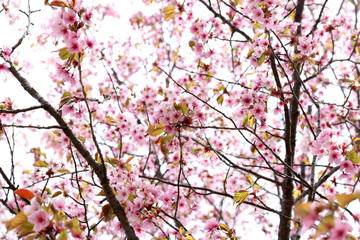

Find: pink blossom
[241,92,253,108]
[328,150,341,165]
[250,57,258,68]
[27,210,49,232]
[252,8,264,21]
[24,197,41,215]
[84,36,96,49]
[340,161,357,175]
[63,10,77,24]
[194,42,204,54]
[0,62,9,73]
[259,38,269,48]
[190,24,199,34]
[251,103,265,119]
[83,11,93,25]
[328,218,352,240]
[298,37,311,53]
[71,230,86,239]
[67,38,81,53]
[53,198,66,211]
[2,46,11,60]
[205,218,218,232]
[62,105,75,116]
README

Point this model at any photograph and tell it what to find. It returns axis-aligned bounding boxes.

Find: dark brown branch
[198,0,252,41]
[0,105,43,114]
[7,63,139,240]
[0,124,62,129]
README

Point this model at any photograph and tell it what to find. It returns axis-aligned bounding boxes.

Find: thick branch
[279,0,305,239]
[7,64,139,240]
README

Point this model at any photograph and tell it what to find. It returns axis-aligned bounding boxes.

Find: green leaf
[18,221,34,238]
[163,6,175,21]
[253,22,262,29]
[59,47,72,60]
[6,211,27,231]
[52,191,63,198]
[59,92,73,108]
[233,190,249,207]
[347,150,360,164]
[243,112,254,128]
[246,175,254,187]
[257,53,265,66]
[57,230,67,240]
[104,115,116,125]
[335,193,360,208]
[160,135,173,155]
[33,161,48,167]
[178,103,188,115]
[216,95,224,105]
[147,123,164,136]
[219,223,230,232]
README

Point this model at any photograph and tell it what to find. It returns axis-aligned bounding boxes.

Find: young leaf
[335,193,360,208]
[257,53,266,66]
[174,103,188,115]
[57,230,68,240]
[49,0,70,8]
[59,47,72,60]
[293,189,301,198]
[125,156,135,164]
[18,221,34,238]
[147,123,164,136]
[52,191,63,198]
[233,190,249,207]
[219,223,230,232]
[104,115,117,125]
[33,161,48,167]
[346,150,360,164]
[59,92,73,108]
[246,175,254,187]
[216,95,224,105]
[100,203,113,222]
[14,189,35,200]
[6,211,28,231]
[163,6,175,21]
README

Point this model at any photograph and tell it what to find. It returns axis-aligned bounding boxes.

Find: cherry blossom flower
[84,36,96,49]
[259,38,269,48]
[328,150,341,165]
[27,209,49,232]
[63,10,77,24]
[328,218,352,240]
[241,92,253,107]
[83,11,93,25]
[205,218,218,232]
[53,198,66,211]
[194,42,204,54]
[2,46,11,60]
[340,161,357,175]
[250,57,258,68]
[251,103,265,119]
[298,37,311,53]
[252,8,264,21]
[0,62,9,73]
[67,38,81,53]
[23,197,41,215]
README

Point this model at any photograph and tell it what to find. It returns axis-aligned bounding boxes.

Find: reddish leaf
[49,0,70,8]
[14,189,35,200]
[100,203,113,222]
